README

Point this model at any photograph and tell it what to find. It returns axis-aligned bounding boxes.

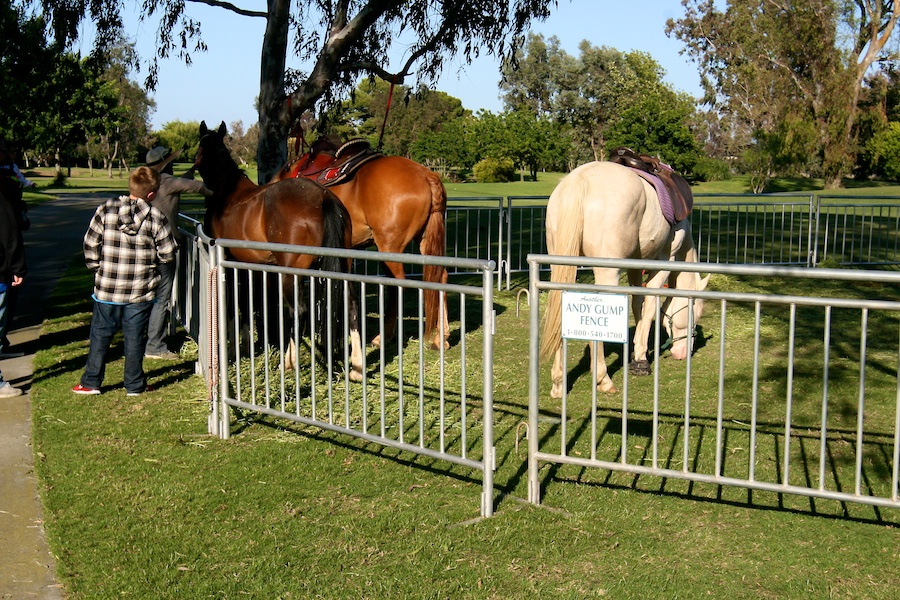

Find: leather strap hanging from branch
[377,79,397,153]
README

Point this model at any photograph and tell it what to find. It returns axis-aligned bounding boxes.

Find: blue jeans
[81,300,154,393]
[145,261,175,355]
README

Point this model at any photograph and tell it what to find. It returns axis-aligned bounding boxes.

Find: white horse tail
[540,169,588,362]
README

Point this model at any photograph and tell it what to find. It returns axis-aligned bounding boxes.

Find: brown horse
[197,121,363,380]
[273,140,449,350]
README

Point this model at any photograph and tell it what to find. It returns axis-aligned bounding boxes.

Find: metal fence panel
[527,255,900,511]
[690,194,815,266]
[816,197,900,266]
[205,238,498,517]
[505,196,548,289]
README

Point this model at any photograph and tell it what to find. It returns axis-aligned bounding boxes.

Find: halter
[660,299,697,351]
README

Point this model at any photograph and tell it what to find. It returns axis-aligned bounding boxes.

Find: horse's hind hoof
[629,359,651,376]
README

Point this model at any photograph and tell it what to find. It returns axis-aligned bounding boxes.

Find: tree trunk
[256,0,291,185]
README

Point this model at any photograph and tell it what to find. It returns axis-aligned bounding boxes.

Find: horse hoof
[349,369,364,383]
[369,335,382,348]
[629,359,651,376]
[550,383,562,399]
[430,340,450,351]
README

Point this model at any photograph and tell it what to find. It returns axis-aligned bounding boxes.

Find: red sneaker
[73,383,101,395]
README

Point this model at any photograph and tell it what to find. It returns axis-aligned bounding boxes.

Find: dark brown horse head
[196,121,244,198]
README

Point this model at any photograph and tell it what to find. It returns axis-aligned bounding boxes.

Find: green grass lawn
[18,163,900,597]
[31,252,900,597]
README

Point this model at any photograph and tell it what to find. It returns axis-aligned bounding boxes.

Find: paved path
[0,195,105,599]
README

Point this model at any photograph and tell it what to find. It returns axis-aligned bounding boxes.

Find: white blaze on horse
[540,159,710,398]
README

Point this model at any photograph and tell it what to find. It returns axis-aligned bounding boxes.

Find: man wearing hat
[144,145,213,360]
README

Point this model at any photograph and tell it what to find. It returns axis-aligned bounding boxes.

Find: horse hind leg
[346,282,364,382]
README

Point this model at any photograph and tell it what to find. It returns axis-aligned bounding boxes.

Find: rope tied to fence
[206,266,220,410]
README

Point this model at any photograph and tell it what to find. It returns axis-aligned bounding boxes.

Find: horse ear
[698,274,711,291]
[217,121,227,137]
[199,121,208,136]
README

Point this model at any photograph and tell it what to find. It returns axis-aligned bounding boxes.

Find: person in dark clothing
[0,186,27,397]
[143,146,212,360]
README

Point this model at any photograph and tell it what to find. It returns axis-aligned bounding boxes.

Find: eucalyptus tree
[32,0,560,182]
[336,79,469,158]
[501,34,699,167]
[668,0,900,189]
[0,2,54,147]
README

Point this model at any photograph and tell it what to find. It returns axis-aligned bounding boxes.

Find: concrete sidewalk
[0,195,105,599]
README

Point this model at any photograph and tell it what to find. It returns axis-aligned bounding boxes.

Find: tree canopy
[668,0,900,189]
[500,33,701,173]
[32,0,560,182]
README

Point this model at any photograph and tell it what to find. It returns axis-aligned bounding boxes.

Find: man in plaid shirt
[73,166,178,396]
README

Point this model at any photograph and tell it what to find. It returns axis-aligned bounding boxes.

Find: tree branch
[185,0,266,18]
[345,21,451,83]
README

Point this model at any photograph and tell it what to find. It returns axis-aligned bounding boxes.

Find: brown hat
[146,146,183,170]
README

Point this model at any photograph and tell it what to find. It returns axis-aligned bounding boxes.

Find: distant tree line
[7,0,900,190]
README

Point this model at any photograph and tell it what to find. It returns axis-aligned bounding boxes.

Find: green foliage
[691,156,732,182]
[669,0,896,188]
[1,7,152,171]
[865,122,900,181]
[501,34,704,170]
[0,2,52,146]
[605,89,701,174]
[472,156,515,183]
[153,120,204,163]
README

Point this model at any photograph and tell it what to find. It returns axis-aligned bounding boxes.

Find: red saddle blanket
[285,137,382,187]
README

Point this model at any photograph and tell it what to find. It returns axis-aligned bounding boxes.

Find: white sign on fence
[561,292,629,343]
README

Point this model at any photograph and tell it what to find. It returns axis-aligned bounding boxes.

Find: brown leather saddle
[287,136,382,187]
[609,147,693,224]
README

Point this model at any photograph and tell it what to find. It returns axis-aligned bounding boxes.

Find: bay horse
[197,121,363,381]
[540,160,710,397]
[272,140,449,350]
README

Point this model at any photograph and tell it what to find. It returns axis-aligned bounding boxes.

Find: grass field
[27,163,900,598]
[19,163,900,204]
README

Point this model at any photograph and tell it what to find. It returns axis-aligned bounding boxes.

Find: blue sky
[111,1,701,130]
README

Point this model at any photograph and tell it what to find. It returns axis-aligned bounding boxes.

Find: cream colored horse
[540,161,710,397]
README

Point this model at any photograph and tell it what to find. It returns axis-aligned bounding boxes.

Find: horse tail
[313,194,351,359]
[539,170,587,362]
[420,172,448,340]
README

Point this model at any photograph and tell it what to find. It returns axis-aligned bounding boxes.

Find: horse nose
[670,342,688,360]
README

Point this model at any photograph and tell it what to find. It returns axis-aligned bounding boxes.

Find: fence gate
[527,255,900,513]
[202,237,499,517]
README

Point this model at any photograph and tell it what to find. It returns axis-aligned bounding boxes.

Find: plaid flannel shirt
[83,195,178,304]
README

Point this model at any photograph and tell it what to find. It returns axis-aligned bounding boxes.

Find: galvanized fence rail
[203,237,499,517]
[172,215,211,377]
[526,255,900,511]
[183,193,900,287]
[690,194,815,265]
[815,197,900,267]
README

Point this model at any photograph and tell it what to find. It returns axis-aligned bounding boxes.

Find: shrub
[472,157,515,183]
[691,156,732,182]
